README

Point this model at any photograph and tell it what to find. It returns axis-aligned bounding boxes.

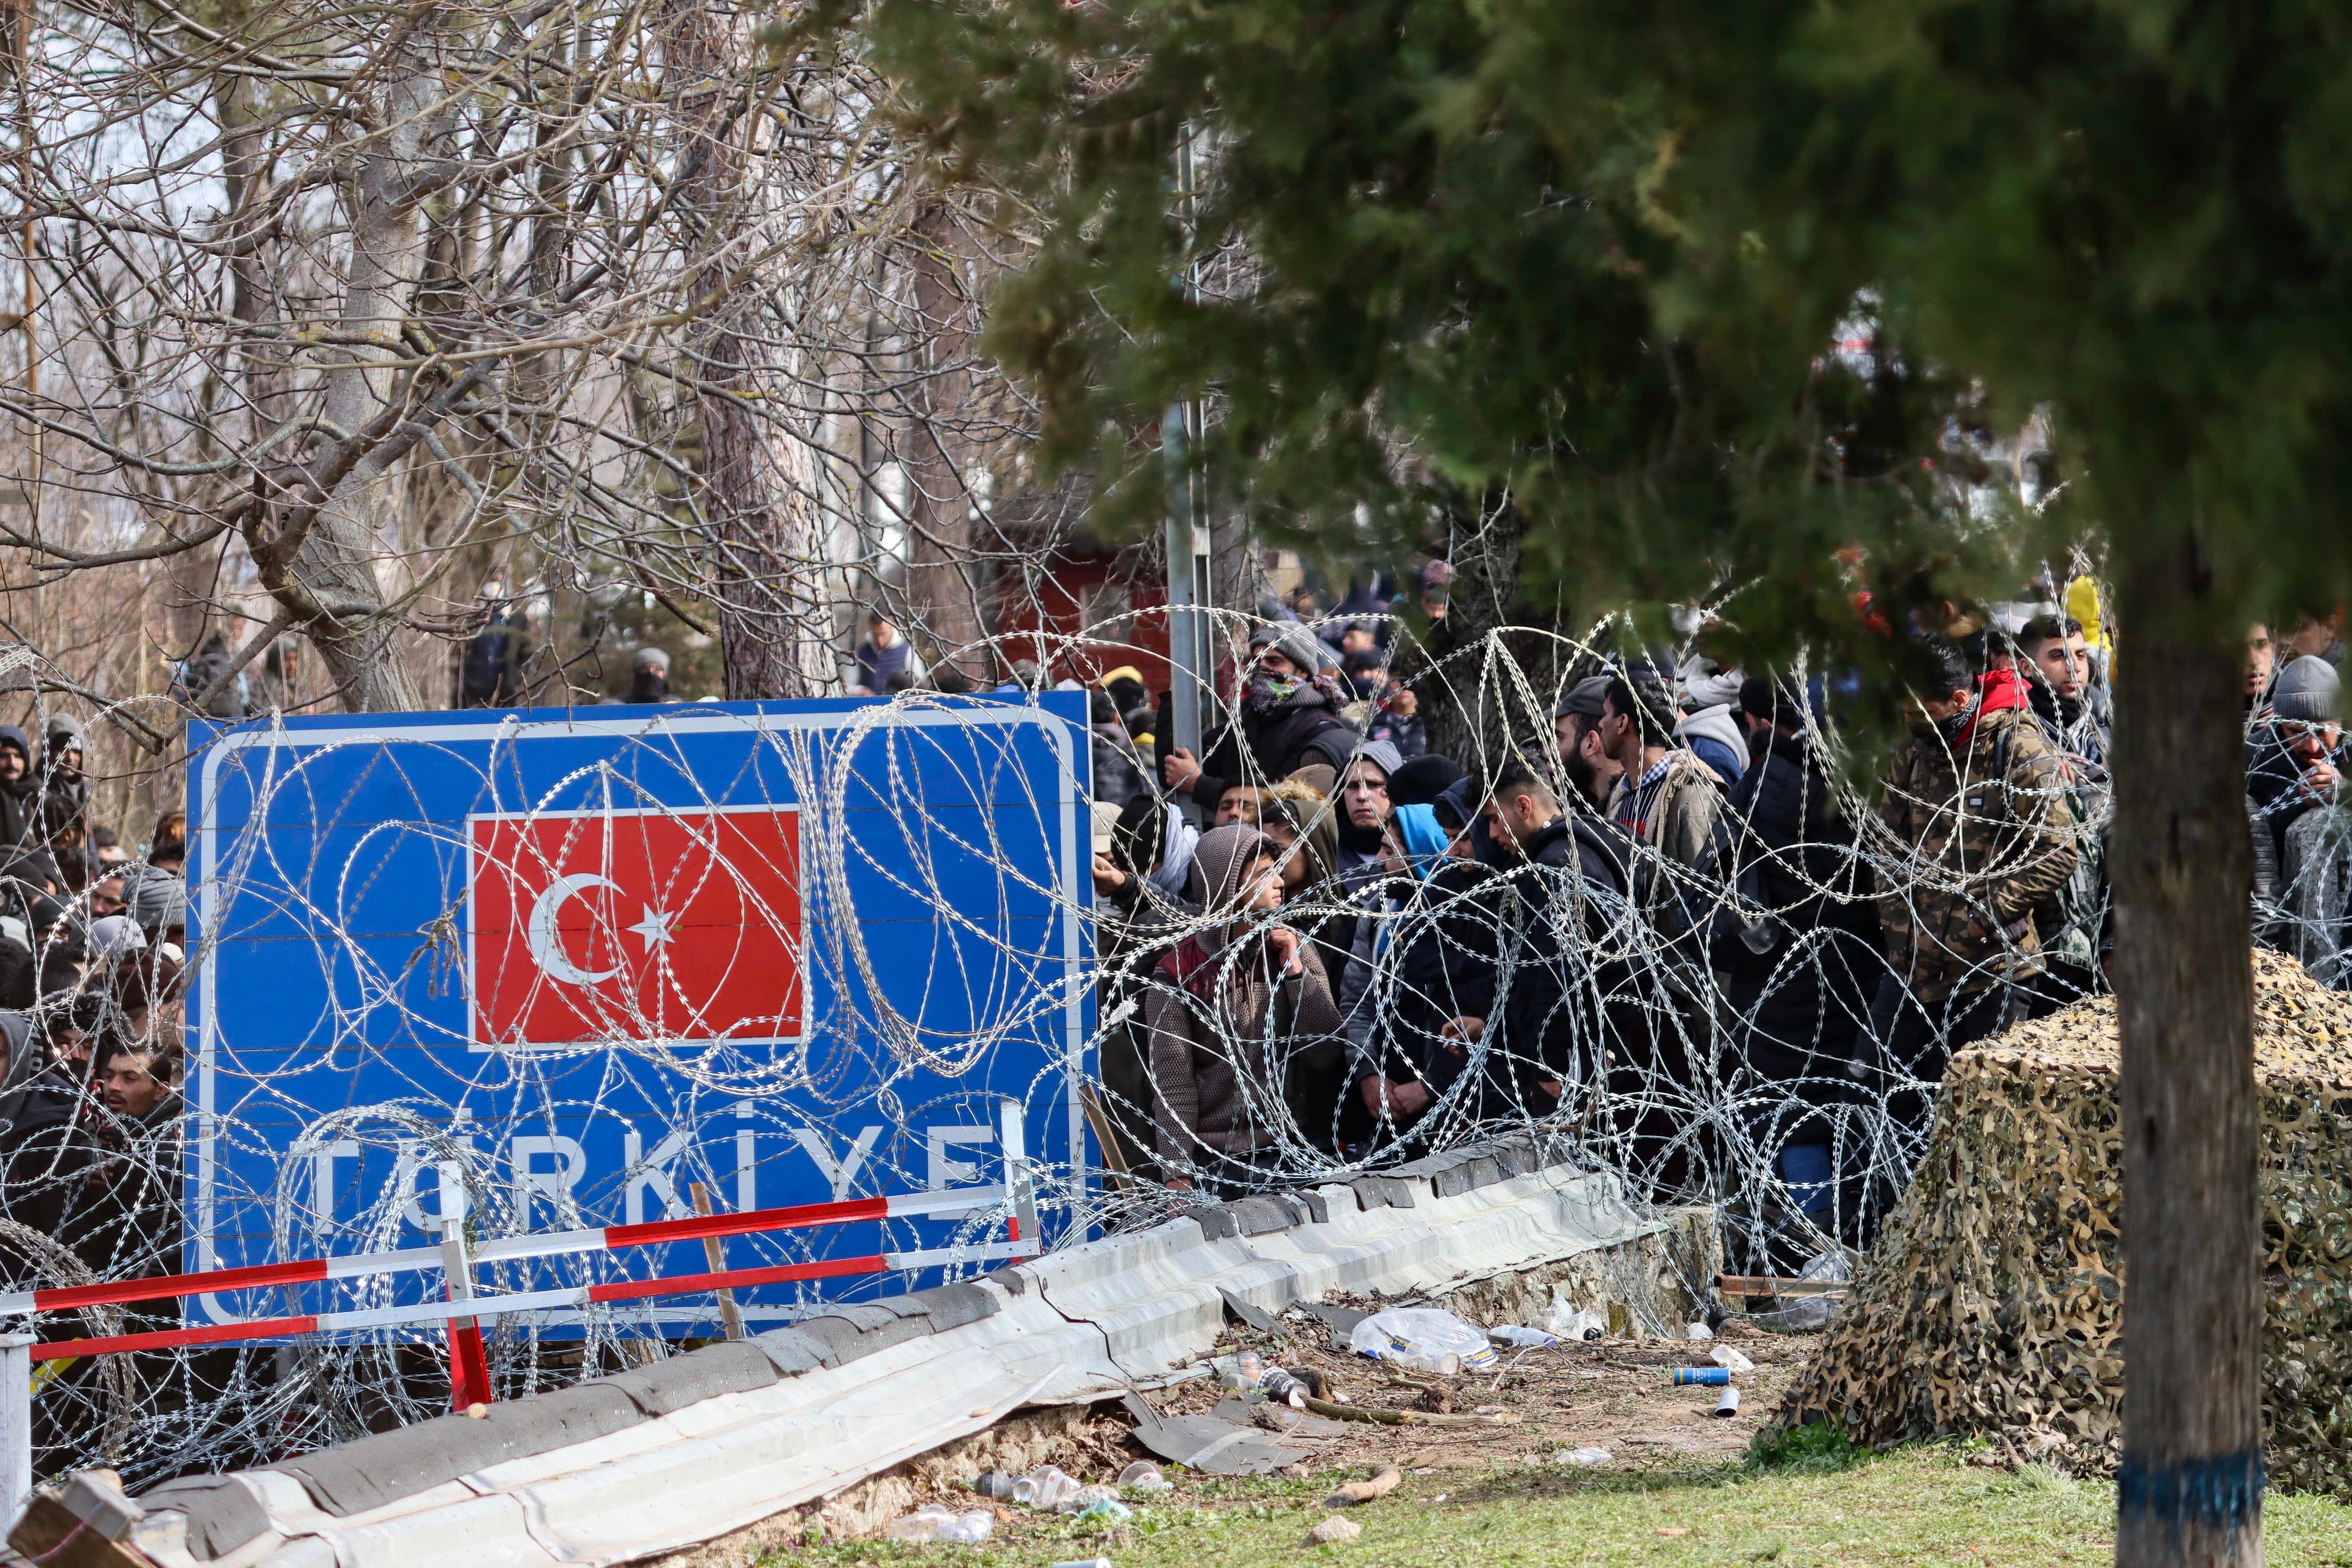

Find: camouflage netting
[1771,948,2352,1496]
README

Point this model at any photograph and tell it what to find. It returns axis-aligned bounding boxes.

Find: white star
[627,904,676,951]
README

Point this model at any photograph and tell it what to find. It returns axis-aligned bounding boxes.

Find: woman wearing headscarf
[1144,823,1342,1195]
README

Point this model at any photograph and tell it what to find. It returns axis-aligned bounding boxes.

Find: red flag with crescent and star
[467,806,804,1049]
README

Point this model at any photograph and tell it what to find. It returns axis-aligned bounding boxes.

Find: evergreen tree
[866,1,2352,1560]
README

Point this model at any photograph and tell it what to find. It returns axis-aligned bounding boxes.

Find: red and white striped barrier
[12,1099,1044,1382]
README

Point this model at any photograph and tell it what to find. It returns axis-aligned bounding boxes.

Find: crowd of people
[1081,587,2352,1266]
[0,713,191,1307]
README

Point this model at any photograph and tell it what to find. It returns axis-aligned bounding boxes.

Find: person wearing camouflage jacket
[1876,663,2080,1009]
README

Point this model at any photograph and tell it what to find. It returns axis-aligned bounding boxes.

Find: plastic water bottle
[1489,1325,1560,1348]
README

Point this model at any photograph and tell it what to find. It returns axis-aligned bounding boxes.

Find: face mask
[1935,695,1977,745]
[1248,672,1302,707]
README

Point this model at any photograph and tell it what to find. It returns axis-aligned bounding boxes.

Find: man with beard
[1159,624,1360,817]
[2016,614,2113,1013]
[1553,676,1625,810]
[0,727,39,852]
[63,1038,184,1324]
[1871,636,2077,1149]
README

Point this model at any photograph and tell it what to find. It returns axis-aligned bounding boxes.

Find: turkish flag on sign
[468,807,804,1049]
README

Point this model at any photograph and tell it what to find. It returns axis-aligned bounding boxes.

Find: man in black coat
[1476,761,1636,1124]
[1158,623,1361,815]
[1720,676,1883,1245]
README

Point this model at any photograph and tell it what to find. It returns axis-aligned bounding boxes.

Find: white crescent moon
[526,873,621,986]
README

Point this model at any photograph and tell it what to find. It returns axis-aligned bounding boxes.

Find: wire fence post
[0,1330,30,1529]
[440,1215,492,1412]
[998,1098,1039,1254]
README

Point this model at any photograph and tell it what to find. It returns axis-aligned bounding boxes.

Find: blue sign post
[183,694,1094,1336]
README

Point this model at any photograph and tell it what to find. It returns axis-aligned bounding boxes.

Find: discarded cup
[886,1505,994,1544]
[1685,1320,1715,1340]
[1714,1387,1742,1418]
[1670,1367,1731,1386]
[1117,1460,1172,1492]
[1214,1351,1268,1390]
[1013,1465,1081,1509]
[1489,1325,1559,1348]
[1050,1559,1115,1568]
[1710,1344,1755,1374]
[1553,1447,1612,1467]
[1058,1484,1121,1515]
[971,1469,1017,1500]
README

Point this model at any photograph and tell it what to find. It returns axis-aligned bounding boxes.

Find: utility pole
[1162,125,1212,762]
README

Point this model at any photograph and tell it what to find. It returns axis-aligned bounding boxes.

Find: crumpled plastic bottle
[885,1504,994,1544]
[1348,1306,1498,1372]
[1539,1292,1607,1342]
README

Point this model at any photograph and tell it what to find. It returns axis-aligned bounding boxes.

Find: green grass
[758,1444,2352,1566]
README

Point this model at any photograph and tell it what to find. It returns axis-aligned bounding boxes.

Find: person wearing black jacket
[0,727,39,852]
[1351,797,1503,1141]
[1158,624,1361,816]
[1720,676,1882,1245]
[1476,762,1635,1124]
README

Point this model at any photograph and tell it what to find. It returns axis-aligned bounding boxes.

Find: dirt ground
[1142,1295,1811,1474]
[655,1298,1819,1565]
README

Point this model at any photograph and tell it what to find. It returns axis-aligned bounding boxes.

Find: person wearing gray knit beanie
[2270,654,2341,725]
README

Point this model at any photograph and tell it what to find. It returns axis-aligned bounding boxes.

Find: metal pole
[0,1331,30,1529]
[1163,126,1213,765]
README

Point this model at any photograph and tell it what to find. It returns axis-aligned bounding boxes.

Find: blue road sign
[183,694,1094,1335]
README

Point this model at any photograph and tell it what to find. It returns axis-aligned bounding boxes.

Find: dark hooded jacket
[0,727,39,851]
[1490,812,1636,1109]
[39,715,90,841]
[1162,679,1360,816]
[0,1010,91,1240]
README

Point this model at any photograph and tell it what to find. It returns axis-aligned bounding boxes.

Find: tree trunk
[664,0,837,701]
[2109,517,2263,1568]
[903,200,987,678]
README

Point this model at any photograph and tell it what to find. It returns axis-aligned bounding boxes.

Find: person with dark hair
[1475,760,1635,1118]
[1596,665,1729,876]
[1090,795,1201,1183]
[0,726,39,851]
[852,610,925,695]
[1385,752,1464,807]
[1722,675,1882,1245]
[1870,635,2079,1158]
[1213,783,1264,827]
[1342,647,1387,703]
[90,825,122,866]
[1159,624,1360,815]
[1144,824,1342,1195]
[1087,687,1149,811]
[2015,613,2113,1013]
[1364,682,1425,760]
[0,1007,93,1242]
[61,1035,184,1316]
[39,715,91,845]
[1552,676,1623,810]
[1099,666,1150,719]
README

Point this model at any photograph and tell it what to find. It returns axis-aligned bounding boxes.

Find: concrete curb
[130,1140,1661,1568]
